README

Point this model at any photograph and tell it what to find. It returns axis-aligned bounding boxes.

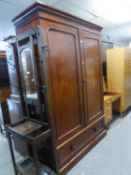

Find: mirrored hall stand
[6,117,51,175]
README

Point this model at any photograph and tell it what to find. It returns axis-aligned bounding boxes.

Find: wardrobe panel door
[80,30,103,123]
[45,22,84,143]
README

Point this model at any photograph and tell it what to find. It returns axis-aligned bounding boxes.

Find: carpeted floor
[1,112,131,175]
[67,113,131,175]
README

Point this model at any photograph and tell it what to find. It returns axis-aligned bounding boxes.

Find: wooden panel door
[43,21,84,143]
[79,30,103,124]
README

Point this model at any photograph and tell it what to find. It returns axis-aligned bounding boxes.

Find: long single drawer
[58,119,104,166]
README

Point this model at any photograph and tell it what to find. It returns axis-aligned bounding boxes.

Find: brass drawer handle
[93,127,99,132]
[70,144,76,150]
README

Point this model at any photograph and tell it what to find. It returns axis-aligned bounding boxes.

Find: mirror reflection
[21,48,38,100]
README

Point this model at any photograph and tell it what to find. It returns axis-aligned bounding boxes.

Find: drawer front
[104,111,112,125]
[104,107,112,116]
[58,119,104,166]
[104,101,111,110]
[104,101,112,125]
[105,115,112,125]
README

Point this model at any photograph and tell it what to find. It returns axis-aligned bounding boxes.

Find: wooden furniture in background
[6,39,26,154]
[0,51,10,102]
[6,118,51,175]
[101,41,113,83]
[0,51,10,87]
[0,51,10,132]
[6,3,106,174]
[0,101,10,133]
[107,48,131,113]
[104,93,121,126]
[0,87,11,132]
[101,41,113,63]
[0,87,10,103]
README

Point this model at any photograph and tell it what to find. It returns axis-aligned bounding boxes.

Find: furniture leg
[6,132,18,175]
[32,141,40,175]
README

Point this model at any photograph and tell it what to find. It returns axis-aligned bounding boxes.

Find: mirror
[21,48,38,100]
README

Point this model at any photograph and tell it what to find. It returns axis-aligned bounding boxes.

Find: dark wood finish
[60,129,106,174]
[0,87,10,103]
[6,132,18,175]
[6,40,27,119]
[7,99,26,156]
[0,51,10,87]
[58,118,103,166]
[0,51,11,132]
[0,101,10,132]
[7,99,24,124]
[44,21,84,144]
[6,3,106,175]
[17,35,46,122]
[6,42,22,99]
[12,3,102,34]
[7,62,18,88]
[6,42,28,156]
[80,30,103,124]
[6,118,51,175]
[13,136,29,156]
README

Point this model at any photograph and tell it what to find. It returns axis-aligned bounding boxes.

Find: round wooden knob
[93,127,99,132]
[70,144,76,150]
